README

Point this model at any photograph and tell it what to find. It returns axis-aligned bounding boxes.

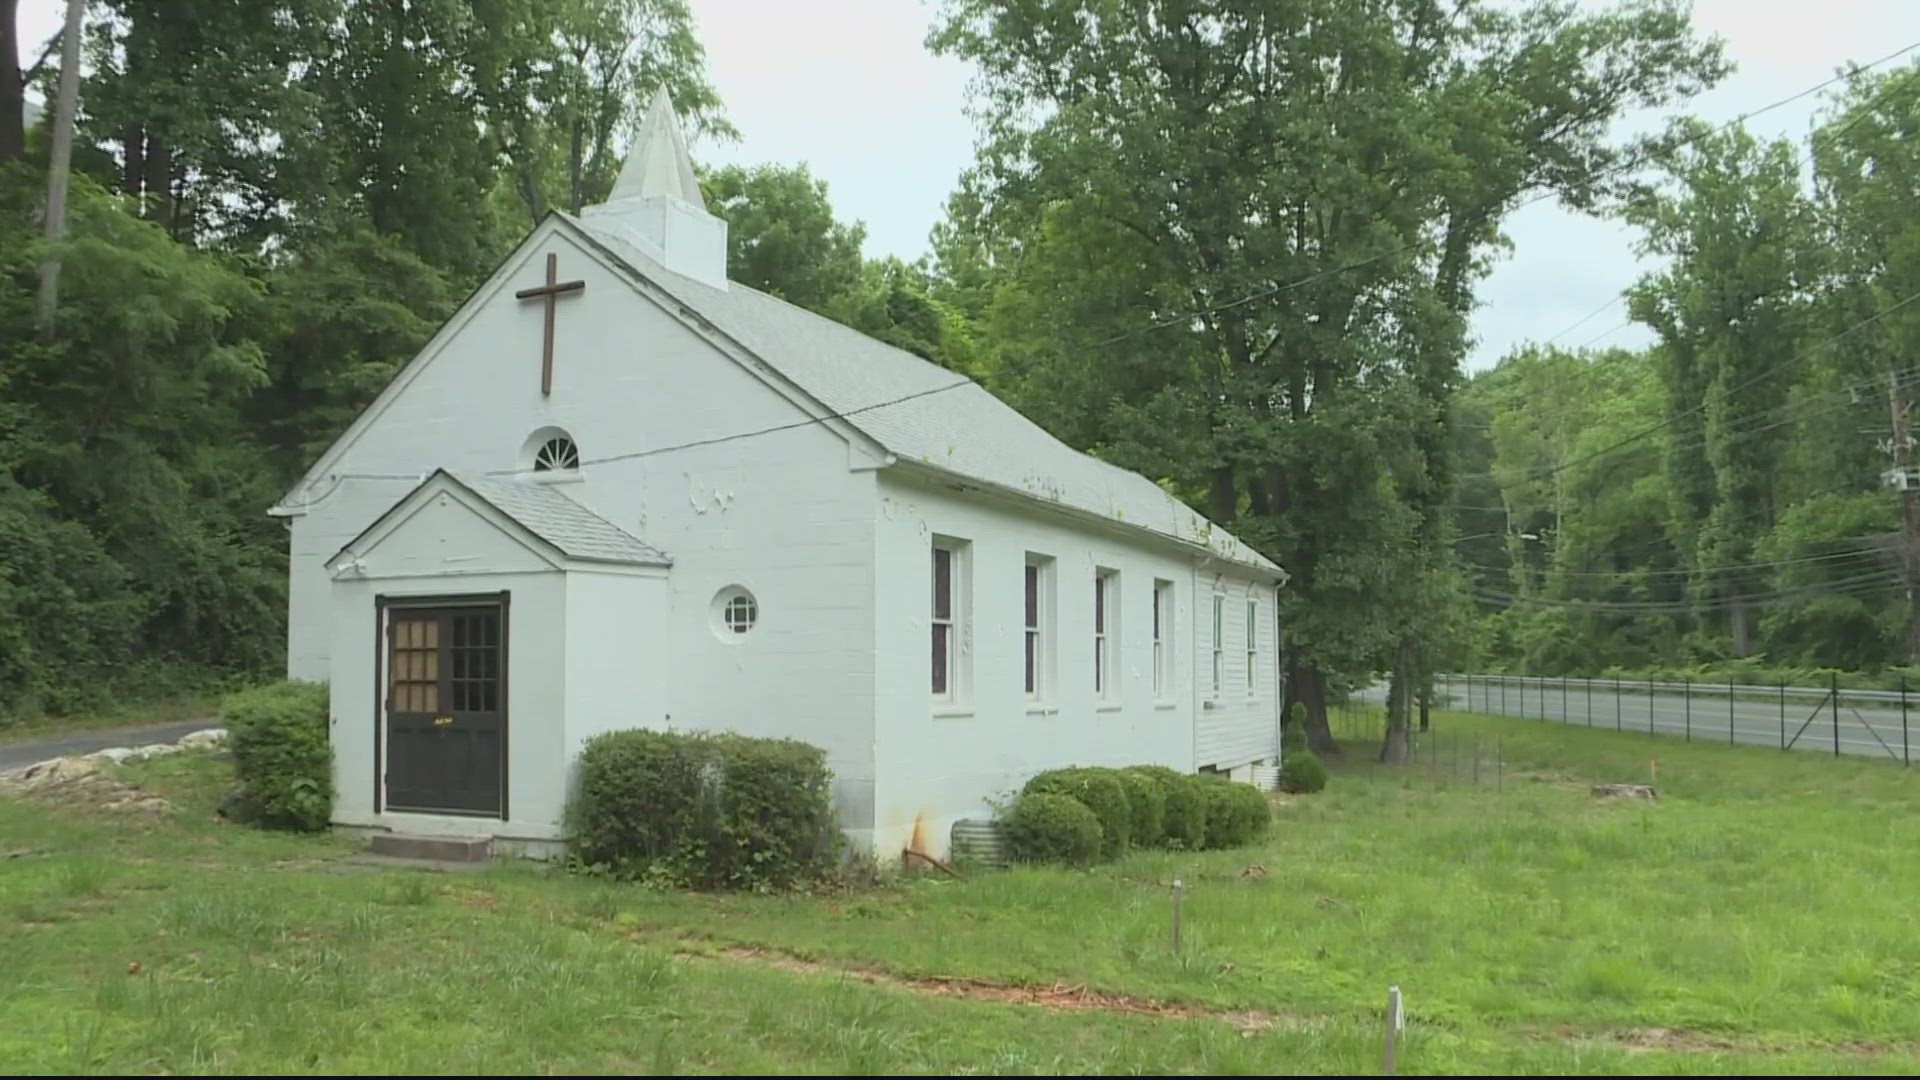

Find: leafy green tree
[1626,122,1816,656]
[931,0,1726,751]
[475,0,733,224]
[705,163,867,310]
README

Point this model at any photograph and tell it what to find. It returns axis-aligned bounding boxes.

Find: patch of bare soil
[1551,1024,1916,1060]
[0,757,169,817]
[693,945,1292,1035]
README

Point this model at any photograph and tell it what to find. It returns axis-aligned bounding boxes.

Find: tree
[704,162,866,310]
[1,0,23,165]
[931,0,1726,752]
[1627,122,1817,655]
[475,0,732,225]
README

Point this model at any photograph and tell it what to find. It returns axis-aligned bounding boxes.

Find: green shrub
[1281,702,1308,752]
[1022,768,1132,856]
[1003,791,1103,866]
[566,729,839,891]
[1129,765,1207,849]
[1200,778,1272,849]
[221,680,334,832]
[1113,769,1165,846]
[1279,750,1329,794]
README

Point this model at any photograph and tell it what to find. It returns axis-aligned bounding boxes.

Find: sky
[17,0,1920,369]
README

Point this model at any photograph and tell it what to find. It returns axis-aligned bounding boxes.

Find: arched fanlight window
[533,435,579,472]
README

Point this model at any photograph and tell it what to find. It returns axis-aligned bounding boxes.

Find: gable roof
[564,214,1282,576]
[332,469,670,570]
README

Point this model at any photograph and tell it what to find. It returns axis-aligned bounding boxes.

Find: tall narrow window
[1211,594,1224,695]
[1025,564,1041,697]
[932,547,953,697]
[1153,579,1173,699]
[1094,569,1118,700]
[1025,554,1054,701]
[1246,598,1259,695]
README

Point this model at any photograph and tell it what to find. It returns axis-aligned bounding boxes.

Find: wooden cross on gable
[515,253,586,396]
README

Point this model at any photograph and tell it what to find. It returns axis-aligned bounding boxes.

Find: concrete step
[368,833,492,863]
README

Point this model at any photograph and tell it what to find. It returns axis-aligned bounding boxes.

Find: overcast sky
[19,0,1920,369]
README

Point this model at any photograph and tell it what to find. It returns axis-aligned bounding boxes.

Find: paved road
[0,720,216,774]
[1357,678,1920,763]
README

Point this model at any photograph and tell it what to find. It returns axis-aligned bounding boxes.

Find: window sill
[1154,701,1178,711]
[530,470,583,485]
[1096,702,1122,713]
[932,706,974,719]
[1025,703,1059,717]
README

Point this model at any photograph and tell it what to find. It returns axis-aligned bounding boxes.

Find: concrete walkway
[0,720,216,774]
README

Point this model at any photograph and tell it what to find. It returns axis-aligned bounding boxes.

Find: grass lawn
[4,712,1920,1074]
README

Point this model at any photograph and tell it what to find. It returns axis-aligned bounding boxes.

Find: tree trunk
[568,115,585,215]
[1381,638,1413,764]
[33,0,84,340]
[143,133,173,228]
[1418,681,1431,733]
[1729,594,1752,657]
[1289,657,1338,756]
[123,125,146,197]
[0,0,23,164]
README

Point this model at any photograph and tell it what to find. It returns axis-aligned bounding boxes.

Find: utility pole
[34,0,85,341]
[1885,360,1920,664]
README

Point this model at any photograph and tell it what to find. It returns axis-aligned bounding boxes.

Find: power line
[1470,567,1903,614]
[1458,544,1888,581]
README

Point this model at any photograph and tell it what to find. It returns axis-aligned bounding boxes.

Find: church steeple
[609,88,706,207]
[582,87,729,290]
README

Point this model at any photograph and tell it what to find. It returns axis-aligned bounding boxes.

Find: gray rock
[178,728,227,749]
[89,747,139,764]
[132,743,182,759]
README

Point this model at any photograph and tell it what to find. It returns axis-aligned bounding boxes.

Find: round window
[710,586,758,640]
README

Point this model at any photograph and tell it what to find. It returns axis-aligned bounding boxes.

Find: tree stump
[1590,783,1656,801]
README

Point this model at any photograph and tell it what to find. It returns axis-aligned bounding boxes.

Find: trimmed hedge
[1281,702,1308,752]
[1023,768,1132,856]
[1127,765,1207,849]
[566,729,839,891]
[1200,777,1272,849]
[1006,764,1274,863]
[222,680,334,832]
[1004,791,1103,865]
[1113,769,1165,846]
[1279,750,1329,794]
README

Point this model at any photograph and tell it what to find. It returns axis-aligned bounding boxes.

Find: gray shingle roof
[451,473,670,566]
[568,215,1280,575]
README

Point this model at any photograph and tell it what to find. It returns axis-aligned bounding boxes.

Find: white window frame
[1025,554,1056,706]
[1211,594,1224,696]
[931,538,971,709]
[1095,568,1119,705]
[1246,597,1259,696]
[1153,579,1174,703]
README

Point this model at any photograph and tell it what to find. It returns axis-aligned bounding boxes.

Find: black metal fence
[1421,673,1917,765]
[1324,694,1505,788]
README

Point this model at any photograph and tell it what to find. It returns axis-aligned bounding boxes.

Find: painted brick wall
[286,226,879,842]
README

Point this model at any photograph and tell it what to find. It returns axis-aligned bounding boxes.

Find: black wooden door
[384,602,506,815]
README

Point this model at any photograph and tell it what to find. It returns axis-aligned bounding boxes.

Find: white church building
[270,91,1287,858]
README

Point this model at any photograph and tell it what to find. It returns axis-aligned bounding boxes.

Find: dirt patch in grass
[697,945,1292,1035]
[1550,1024,1916,1059]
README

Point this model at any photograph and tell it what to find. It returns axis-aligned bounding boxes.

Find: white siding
[873,472,1279,858]
[1194,572,1280,770]
[286,227,879,843]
